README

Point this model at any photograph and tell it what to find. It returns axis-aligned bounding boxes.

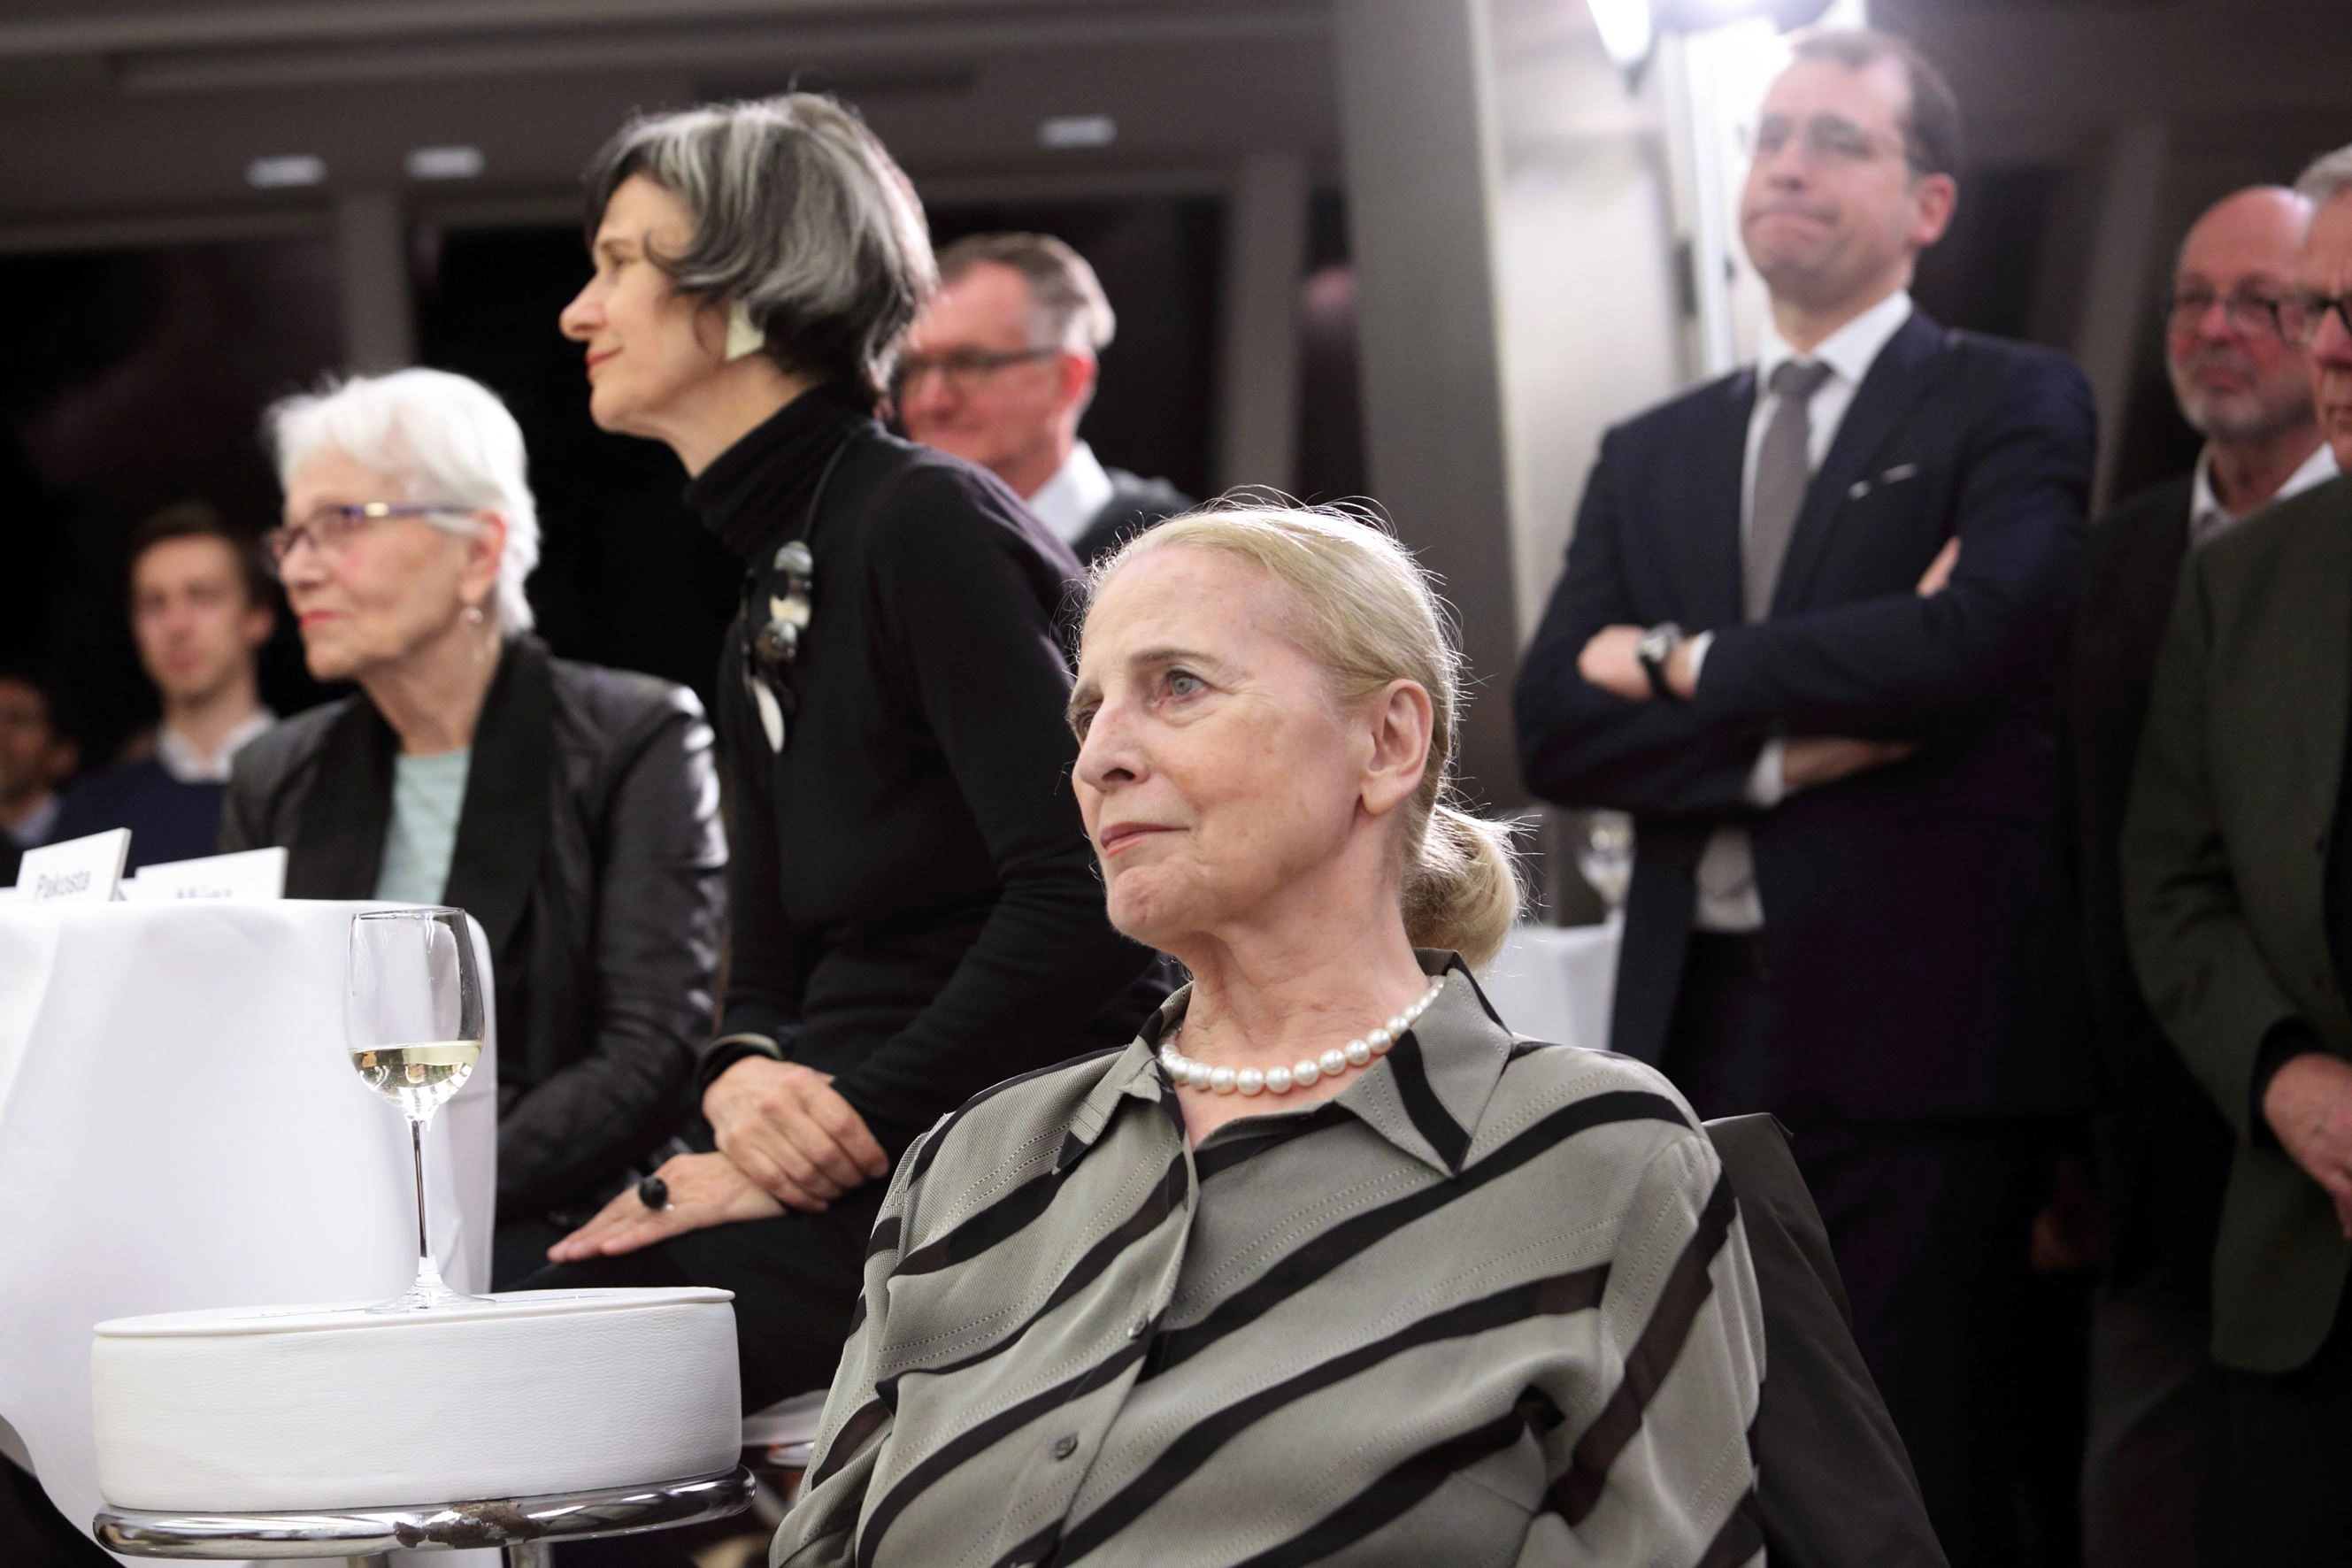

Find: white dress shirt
[1024,441,1117,550]
[6,793,60,849]
[1687,288,1917,931]
[155,708,276,786]
[2187,441,2337,550]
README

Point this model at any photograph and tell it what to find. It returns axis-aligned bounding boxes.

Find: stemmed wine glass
[347,907,488,1312]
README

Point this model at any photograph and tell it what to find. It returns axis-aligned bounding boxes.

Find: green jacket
[2124,472,2352,1373]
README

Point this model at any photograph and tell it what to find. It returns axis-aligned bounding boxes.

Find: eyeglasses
[264,503,480,577]
[2160,288,2289,340]
[2278,289,2352,350]
[891,346,1057,397]
[1742,113,1910,170]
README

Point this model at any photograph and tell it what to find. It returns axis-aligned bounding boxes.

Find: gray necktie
[1744,358,1834,621]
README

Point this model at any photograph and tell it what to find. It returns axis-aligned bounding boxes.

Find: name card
[14,830,131,904]
[127,847,288,902]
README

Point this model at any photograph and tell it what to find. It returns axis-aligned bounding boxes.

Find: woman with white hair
[772,504,1767,1566]
[531,94,1166,1408]
[220,367,727,1277]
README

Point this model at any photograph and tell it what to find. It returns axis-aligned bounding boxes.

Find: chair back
[1704,1113,1949,1568]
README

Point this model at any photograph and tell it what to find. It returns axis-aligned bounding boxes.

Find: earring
[725,299,766,363]
[463,603,486,627]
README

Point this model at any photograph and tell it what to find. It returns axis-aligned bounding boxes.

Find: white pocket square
[1847,463,1921,501]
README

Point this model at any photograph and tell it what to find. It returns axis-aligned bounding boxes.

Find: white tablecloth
[1476,916,1623,1053]
[0,901,497,1558]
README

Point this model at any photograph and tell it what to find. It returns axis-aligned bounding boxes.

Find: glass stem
[409,1115,431,1276]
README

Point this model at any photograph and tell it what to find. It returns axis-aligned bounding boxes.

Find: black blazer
[221,635,727,1222]
[2068,473,2231,1303]
[1515,310,2096,1118]
[1068,466,1194,567]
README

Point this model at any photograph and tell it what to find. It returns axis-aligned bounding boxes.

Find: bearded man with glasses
[2125,145,2352,1559]
[2072,184,2330,1568]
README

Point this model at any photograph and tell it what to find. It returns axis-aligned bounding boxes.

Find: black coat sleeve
[498,692,727,1214]
[700,628,824,1091]
[824,468,1150,1131]
[1513,427,1769,820]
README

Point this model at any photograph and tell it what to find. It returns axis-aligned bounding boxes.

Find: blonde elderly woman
[219,367,726,1282]
[774,505,1767,1568]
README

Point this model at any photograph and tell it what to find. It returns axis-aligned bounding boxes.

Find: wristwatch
[1634,623,1685,700]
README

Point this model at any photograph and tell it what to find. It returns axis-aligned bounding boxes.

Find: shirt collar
[1024,441,1117,550]
[2189,441,2340,549]
[156,708,275,785]
[1055,950,1519,1179]
[1756,287,1914,396]
[9,793,60,849]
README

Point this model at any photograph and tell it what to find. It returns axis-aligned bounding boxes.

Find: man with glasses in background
[2071,185,2329,1568]
[2126,146,2352,1556]
[1514,28,2095,1564]
[897,232,1190,565]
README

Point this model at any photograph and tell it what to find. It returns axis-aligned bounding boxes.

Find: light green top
[373,748,473,906]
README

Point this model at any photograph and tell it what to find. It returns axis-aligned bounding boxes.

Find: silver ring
[636,1174,671,1211]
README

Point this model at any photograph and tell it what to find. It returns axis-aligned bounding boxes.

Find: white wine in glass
[347,907,489,1313]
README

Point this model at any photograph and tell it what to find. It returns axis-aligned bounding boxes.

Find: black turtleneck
[684,388,1165,1157]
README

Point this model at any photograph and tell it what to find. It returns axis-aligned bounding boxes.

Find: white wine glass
[347,907,488,1312]
[1579,811,1635,914]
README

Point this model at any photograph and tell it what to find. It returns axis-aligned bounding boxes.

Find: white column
[1334,0,1522,799]
[1215,150,1309,495]
[1335,0,1687,803]
[334,189,416,374]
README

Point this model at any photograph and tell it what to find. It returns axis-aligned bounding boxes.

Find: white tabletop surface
[1475,915,1622,1054]
[0,900,496,1562]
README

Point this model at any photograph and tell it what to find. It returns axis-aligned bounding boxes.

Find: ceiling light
[245,154,327,189]
[405,145,486,181]
[1587,0,1655,68]
[1038,115,1116,150]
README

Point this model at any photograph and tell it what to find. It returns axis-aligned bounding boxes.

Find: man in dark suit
[897,232,1192,565]
[2073,185,2332,1568]
[2125,144,2352,1560]
[1512,29,2095,1565]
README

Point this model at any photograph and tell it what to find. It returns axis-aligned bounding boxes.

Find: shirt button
[1127,1318,1149,1340]
[1052,1434,1080,1461]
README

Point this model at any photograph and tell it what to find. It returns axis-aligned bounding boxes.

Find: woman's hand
[546,1152,785,1263]
[703,1057,891,1208]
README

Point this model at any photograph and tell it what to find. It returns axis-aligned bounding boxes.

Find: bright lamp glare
[404,145,486,181]
[1587,0,1655,67]
[1038,115,1117,150]
[246,154,326,189]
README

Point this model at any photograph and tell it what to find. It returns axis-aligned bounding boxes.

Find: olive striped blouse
[775,952,1766,1568]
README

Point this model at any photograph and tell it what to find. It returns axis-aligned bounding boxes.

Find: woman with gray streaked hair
[220,367,727,1278]
[533,96,1168,1410]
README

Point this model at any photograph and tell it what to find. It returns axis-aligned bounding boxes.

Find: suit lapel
[442,637,554,965]
[1690,369,1756,629]
[1772,311,1948,615]
[285,700,393,899]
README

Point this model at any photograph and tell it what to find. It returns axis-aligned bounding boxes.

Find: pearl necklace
[1158,978,1447,1096]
